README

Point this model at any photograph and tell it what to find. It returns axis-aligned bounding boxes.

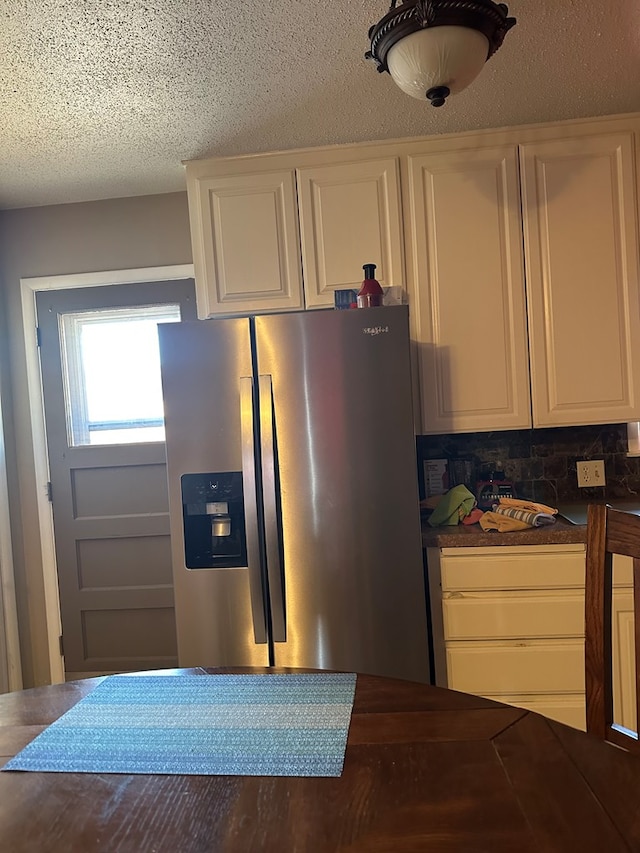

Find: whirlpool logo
[362,325,389,336]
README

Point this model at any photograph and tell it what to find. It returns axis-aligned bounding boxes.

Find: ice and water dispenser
[181,472,247,569]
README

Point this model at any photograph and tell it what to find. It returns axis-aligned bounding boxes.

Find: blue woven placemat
[2,672,357,777]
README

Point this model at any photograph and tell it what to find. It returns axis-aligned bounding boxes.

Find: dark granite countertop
[421,498,640,549]
[422,517,586,548]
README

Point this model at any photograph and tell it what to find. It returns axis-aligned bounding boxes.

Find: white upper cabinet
[297,159,404,308]
[186,154,403,316]
[185,114,640,431]
[405,145,531,433]
[520,131,640,426]
[186,168,304,316]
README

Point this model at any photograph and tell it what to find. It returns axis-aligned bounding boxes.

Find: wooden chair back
[585,504,640,751]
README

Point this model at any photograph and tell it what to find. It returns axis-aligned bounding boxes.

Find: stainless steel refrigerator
[158,305,430,682]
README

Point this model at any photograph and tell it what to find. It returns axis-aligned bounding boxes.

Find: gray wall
[0,191,192,687]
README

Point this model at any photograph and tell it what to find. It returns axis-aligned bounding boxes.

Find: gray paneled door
[36,279,196,678]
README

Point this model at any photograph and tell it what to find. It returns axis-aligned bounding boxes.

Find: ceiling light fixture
[366,0,516,107]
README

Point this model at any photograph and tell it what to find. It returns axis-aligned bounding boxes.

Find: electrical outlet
[577,460,606,488]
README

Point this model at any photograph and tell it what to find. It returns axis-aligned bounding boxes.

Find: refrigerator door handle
[258,374,286,642]
[239,376,268,645]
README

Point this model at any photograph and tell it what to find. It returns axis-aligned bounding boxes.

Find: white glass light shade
[387,26,490,100]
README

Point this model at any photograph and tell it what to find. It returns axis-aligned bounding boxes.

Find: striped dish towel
[493,500,557,527]
[497,497,558,516]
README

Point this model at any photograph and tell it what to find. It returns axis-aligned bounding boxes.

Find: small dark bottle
[357,263,384,308]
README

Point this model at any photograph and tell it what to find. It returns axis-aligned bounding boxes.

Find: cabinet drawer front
[441,548,585,591]
[443,592,584,640]
[447,641,585,695]
[482,692,586,731]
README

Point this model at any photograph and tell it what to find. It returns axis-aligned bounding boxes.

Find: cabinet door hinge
[59,635,64,657]
[36,326,42,347]
[46,481,53,502]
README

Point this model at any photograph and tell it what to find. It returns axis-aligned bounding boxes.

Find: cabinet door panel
[521,132,640,425]
[613,594,636,732]
[406,146,530,433]
[297,159,404,308]
[188,170,304,316]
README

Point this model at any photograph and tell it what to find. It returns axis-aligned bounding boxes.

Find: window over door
[59,304,181,446]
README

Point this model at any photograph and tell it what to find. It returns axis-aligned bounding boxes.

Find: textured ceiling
[1,0,640,209]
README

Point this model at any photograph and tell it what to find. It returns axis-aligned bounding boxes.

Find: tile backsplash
[417,424,640,505]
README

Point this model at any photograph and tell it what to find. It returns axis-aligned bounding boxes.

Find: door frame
[20,264,194,683]
[0,369,22,692]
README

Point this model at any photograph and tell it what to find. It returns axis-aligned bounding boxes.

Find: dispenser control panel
[181,472,247,569]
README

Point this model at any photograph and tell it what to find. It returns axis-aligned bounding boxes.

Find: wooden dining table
[0,666,639,852]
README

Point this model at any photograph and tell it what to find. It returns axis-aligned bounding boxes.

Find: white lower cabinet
[427,544,635,731]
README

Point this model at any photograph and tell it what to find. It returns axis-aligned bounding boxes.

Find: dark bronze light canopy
[366,0,516,107]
